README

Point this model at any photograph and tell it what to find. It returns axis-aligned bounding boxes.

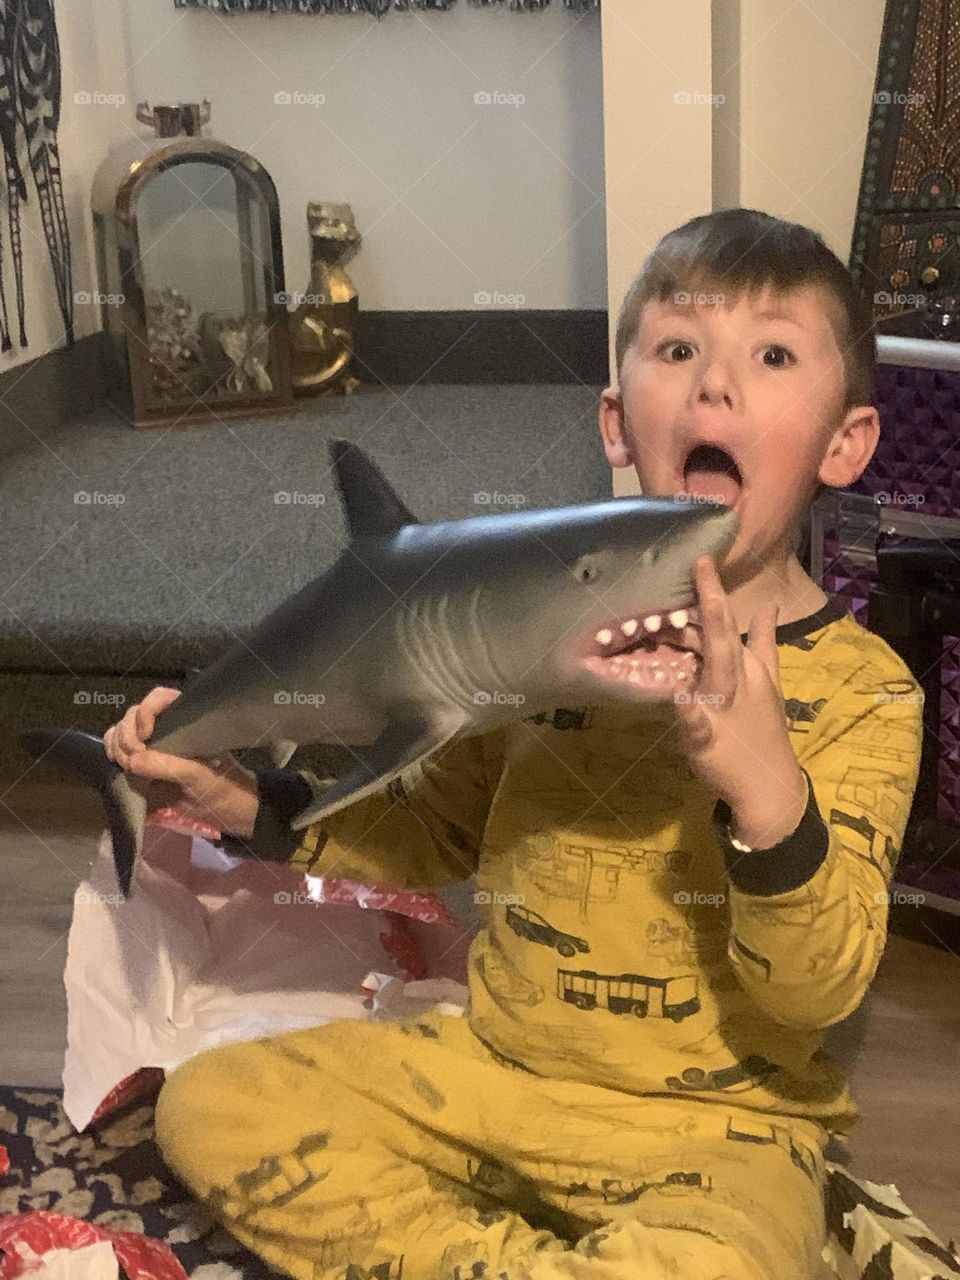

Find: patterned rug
[0,1084,281,1278]
[2,1083,959,1279]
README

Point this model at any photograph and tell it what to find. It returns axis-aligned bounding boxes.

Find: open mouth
[682,443,743,508]
[582,606,703,694]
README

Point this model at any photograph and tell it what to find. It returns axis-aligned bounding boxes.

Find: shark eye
[572,555,601,584]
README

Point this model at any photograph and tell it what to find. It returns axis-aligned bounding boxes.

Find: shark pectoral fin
[289,713,463,830]
[267,738,298,769]
[20,728,149,898]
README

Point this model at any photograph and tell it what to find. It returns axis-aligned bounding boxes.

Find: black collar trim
[737,594,850,644]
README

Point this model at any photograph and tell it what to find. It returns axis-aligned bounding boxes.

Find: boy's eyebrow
[751,308,808,329]
[655,302,810,331]
[647,299,819,337]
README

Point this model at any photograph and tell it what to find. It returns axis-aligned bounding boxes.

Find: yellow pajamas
[156,1005,830,1279]
[155,599,923,1280]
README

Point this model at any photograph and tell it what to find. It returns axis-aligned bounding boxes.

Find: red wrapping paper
[0,1210,187,1279]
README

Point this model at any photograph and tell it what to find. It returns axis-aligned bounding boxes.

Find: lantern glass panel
[136,160,279,411]
[138,161,268,316]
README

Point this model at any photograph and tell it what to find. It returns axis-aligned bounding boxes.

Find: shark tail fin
[20,728,148,899]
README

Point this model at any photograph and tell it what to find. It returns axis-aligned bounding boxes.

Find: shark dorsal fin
[330,439,419,541]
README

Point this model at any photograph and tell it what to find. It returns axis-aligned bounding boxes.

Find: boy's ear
[599,385,633,468]
[817,404,881,489]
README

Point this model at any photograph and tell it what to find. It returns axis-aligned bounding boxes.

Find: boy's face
[600,282,879,585]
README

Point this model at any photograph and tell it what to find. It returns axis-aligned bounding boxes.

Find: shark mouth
[581,606,703,694]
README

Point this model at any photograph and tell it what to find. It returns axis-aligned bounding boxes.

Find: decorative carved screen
[849,0,960,341]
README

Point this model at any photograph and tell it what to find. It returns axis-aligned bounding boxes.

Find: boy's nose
[697,383,734,410]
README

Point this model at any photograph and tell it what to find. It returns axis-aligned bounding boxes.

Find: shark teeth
[582,647,701,692]
[594,607,701,654]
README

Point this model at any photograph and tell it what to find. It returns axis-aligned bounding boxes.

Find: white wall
[737,0,886,253]
[600,0,714,390]
[6,2,607,370]
[105,2,607,312]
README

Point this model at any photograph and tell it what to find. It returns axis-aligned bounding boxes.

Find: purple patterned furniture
[809,335,960,923]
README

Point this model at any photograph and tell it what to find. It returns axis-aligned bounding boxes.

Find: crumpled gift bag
[63,821,473,1132]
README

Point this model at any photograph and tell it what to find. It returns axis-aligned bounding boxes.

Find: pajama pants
[154,1008,831,1280]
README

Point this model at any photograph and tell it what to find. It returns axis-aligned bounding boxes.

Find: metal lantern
[91,100,294,428]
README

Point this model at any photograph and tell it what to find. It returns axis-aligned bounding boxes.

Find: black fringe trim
[173,0,599,13]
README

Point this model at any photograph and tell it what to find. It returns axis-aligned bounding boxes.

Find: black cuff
[219,769,313,863]
[712,767,829,896]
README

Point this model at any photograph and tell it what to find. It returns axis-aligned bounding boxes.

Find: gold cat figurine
[289,201,361,397]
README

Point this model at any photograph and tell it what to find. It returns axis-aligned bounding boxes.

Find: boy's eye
[656,339,694,362]
[761,344,795,368]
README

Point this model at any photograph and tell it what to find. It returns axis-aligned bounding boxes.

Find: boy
[107,209,924,1280]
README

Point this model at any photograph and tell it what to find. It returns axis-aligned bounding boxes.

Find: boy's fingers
[671,692,711,747]
[135,686,182,742]
[695,556,741,699]
[123,746,205,787]
[746,604,780,684]
[105,687,181,766]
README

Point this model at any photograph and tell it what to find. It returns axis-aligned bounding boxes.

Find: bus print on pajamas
[556,969,701,1021]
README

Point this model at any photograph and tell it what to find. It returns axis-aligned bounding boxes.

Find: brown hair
[614,208,877,419]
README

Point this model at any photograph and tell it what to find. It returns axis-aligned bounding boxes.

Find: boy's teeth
[668,609,689,629]
[621,618,639,637]
[596,628,614,645]
[643,614,663,633]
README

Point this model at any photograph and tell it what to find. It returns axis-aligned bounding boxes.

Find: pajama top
[230,595,924,1139]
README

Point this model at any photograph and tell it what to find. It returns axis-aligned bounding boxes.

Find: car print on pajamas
[556,969,700,1020]
[599,1168,714,1205]
[505,905,590,958]
[343,1259,404,1280]
[665,1056,781,1094]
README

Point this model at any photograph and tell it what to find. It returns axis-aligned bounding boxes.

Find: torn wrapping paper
[6,1239,118,1279]
[63,822,472,1133]
[821,1167,960,1280]
[0,1211,187,1279]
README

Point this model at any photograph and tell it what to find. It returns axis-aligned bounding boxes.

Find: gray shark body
[23,439,738,896]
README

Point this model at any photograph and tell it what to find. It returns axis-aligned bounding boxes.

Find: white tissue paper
[13,1240,118,1278]
[62,823,472,1132]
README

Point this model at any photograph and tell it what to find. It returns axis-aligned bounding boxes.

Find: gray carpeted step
[1,383,608,775]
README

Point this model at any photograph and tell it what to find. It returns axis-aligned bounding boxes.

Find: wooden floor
[1,780,958,1252]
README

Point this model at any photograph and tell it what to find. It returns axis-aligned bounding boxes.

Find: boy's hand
[672,556,808,848]
[103,686,260,840]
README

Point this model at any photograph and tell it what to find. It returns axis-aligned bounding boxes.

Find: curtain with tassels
[173,0,599,14]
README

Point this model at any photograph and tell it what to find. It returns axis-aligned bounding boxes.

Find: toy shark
[22,439,738,897]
